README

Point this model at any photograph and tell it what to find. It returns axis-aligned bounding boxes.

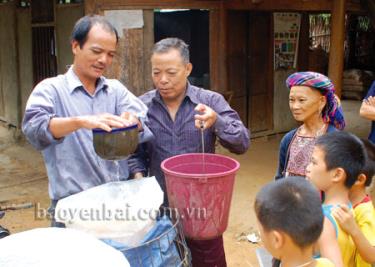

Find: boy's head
[254,177,323,259]
[306,131,366,191]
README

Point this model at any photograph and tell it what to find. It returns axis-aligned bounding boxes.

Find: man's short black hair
[254,176,324,248]
[315,131,367,188]
[71,15,119,48]
[360,139,375,186]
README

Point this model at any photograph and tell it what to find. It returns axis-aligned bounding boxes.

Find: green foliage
[357,16,371,31]
[309,14,331,28]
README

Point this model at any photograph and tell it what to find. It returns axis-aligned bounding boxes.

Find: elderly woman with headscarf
[275,71,345,179]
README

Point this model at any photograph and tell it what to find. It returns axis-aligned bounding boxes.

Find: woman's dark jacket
[275,124,338,180]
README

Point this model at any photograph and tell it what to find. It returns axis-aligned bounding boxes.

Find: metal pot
[93,124,139,160]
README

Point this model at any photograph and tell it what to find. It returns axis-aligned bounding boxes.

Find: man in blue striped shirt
[22,15,152,226]
[129,38,250,267]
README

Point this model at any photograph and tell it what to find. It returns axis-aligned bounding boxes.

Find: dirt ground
[0,100,371,266]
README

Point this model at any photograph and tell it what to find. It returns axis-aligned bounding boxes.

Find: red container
[161,153,240,240]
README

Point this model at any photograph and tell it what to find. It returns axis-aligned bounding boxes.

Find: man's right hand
[49,113,131,139]
[77,113,132,132]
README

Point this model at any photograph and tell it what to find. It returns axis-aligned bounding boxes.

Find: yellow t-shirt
[316,257,335,267]
[354,200,375,267]
[323,204,356,267]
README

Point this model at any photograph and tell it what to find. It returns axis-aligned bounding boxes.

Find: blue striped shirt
[22,67,152,200]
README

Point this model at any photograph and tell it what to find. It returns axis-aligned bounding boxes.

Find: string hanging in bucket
[200,121,206,175]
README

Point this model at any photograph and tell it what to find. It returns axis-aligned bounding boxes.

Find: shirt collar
[66,66,108,94]
[184,82,200,104]
[153,82,198,104]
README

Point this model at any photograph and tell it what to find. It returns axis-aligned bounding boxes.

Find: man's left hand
[194,104,217,130]
[120,112,143,131]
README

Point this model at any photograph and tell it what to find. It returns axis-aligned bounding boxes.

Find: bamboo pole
[328,0,346,98]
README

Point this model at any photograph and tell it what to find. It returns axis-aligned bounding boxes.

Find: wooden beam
[142,10,154,93]
[225,0,363,13]
[87,0,364,13]
[93,0,221,10]
[328,0,346,98]
[209,4,227,93]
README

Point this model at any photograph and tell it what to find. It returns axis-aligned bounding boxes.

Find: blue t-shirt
[364,81,375,143]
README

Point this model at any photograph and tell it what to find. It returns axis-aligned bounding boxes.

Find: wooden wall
[0,2,20,126]
[102,10,154,96]
[55,4,84,74]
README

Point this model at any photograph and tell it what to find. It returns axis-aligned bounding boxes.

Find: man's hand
[78,113,130,132]
[360,96,375,121]
[366,96,375,106]
[121,112,143,131]
[49,113,132,138]
[361,102,375,114]
[194,103,217,130]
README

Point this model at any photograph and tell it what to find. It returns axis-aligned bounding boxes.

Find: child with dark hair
[254,176,334,267]
[333,139,375,266]
[306,131,367,267]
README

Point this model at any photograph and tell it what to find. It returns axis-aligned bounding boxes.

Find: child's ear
[332,167,346,183]
[355,173,367,186]
[270,230,284,249]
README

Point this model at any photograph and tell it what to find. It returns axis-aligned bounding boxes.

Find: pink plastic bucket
[161,153,240,240]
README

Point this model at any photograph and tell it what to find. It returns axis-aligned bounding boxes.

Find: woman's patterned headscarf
[286,71,345,130]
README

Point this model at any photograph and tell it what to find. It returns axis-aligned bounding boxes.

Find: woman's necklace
[295,123,326,148]
[280,260,313,267]
[299,123,326,137]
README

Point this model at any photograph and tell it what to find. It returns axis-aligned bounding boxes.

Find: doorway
[154,9,210,88]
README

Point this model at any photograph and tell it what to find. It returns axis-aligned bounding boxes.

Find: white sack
[0,227,130,267]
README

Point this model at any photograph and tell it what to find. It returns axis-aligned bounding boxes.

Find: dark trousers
[186,235,227,267]
[272,258,281,267]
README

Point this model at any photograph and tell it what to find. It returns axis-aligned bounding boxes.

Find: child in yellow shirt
[306,131,367,267]
[333,139,375,267]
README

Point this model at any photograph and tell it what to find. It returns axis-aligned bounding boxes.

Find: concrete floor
[0,100,371,266]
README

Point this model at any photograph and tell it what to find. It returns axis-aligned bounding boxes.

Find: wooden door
[248,12,273,133]
[226,10,248,125]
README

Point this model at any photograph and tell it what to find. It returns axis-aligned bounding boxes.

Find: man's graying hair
[152,38,190,64]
